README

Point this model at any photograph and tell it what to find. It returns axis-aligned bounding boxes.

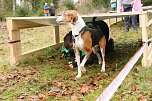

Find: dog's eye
[67,14,71,16]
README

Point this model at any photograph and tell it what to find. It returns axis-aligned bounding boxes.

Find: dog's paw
[76,74,81,79]
[101,69,105,72]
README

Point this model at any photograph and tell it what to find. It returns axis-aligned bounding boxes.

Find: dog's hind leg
[99,36,106,72]
[80,32,92,74]
[92,46,102,64]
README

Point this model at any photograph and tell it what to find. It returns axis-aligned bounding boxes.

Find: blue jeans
[123,4,138,31]
[44,13,49,16]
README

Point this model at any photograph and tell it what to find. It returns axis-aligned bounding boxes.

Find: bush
[36,9,44,16]
[15,6,32,17]
[0,11,13,21]
[62,0,75,10]
[92,0,110,8]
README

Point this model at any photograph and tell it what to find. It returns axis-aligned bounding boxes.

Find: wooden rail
[6,11,152,67]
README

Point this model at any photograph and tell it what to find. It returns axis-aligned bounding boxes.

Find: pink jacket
[132,0,142,12]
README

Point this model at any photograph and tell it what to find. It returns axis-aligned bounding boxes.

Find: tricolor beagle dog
[56,10,106,78]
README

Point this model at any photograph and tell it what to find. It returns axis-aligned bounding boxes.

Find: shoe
[125,29,129,32]
[133,29,138,33]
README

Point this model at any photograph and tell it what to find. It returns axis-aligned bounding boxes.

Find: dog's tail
[92,17,97,24]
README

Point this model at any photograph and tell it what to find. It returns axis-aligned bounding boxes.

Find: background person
[119,0,138,32]
[110,0,117,11]
[43,3,49,16]
[132,0,142,12]
[49,3,55,16]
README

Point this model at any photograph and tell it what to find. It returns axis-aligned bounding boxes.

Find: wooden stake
[7,20,21,66]
[140,12,149,67]
[54,26,59,44]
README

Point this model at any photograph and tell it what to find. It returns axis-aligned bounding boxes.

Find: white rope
[96,44,145,101]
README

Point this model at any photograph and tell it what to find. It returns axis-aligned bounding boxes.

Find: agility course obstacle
[6,10,152,100]
[6,11,152,67]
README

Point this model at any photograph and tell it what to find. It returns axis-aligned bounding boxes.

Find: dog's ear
[70,11,78,24]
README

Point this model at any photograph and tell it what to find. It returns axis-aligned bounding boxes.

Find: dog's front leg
[80,50,92,73]
[75,48,81,78]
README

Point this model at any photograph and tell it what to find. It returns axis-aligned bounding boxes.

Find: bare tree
[13,0,16,12]
[0,0,4,10]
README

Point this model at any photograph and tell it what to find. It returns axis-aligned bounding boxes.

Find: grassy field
[0,20,152,101]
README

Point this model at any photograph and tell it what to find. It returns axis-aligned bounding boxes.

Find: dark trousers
[123,4,138,31]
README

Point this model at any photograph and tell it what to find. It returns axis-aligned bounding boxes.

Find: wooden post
[54,26,60,44]
[140,12,149,67]
[7,20,21,66]
[148,42,152,66]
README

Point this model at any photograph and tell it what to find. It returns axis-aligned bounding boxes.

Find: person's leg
[124,16,130,32]
[131,15,138,32]
[123,5,131,32]
[44,13,48,16]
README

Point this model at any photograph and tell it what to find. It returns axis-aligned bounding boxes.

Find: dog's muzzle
[56,16,63,24]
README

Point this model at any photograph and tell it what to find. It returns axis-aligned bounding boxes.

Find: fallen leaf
[53,81,61,87]
[102,73,108,76]
[17,99,24,101]
[38,93,46,99]
[0,76,6,81]
[38,58,43,63]
[29,95,39,101]
[0,88,6,94]
[88,79,98,86]
[71,94,78,101]
[132,85,139,91]
[79,84,89,95]
[146,78,152,82]
[18,95,25,99]
[138,95,147,101]
[51,87,60,93]
[48,91,57,97]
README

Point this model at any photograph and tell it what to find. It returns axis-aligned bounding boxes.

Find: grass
[0,21,152,101]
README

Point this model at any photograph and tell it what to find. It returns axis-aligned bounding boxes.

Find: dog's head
[56,10,78,24]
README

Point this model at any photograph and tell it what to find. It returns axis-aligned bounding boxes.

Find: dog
[63,18,111,68]
[56,10,107,78]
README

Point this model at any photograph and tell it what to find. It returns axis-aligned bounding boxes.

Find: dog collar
[79,26,86,34]
[73,26,87,38]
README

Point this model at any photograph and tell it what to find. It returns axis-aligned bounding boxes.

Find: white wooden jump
[6,11,152,68]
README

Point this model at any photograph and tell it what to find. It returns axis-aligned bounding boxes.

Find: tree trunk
[13,0,16,12]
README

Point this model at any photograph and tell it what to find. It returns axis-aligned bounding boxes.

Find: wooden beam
[148,19,152,27]
[7,19,21,66]
[140,13,149,67]
[148,43,152,55]
[54,26,60,44]
[147,50,152,67]
[6,12,143,28]
[148,42,152,67]
[15,43,63,64]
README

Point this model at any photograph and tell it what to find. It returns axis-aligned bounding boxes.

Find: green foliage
[15,5,32,17]
[0,10,13,21]
[142,0,152,2]
[27,0,58,16]
[0,11,6,21]
[92,0,110,8]
[62,0,75,10]
[3,0,14,12]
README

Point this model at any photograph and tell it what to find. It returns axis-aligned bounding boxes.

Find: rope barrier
[96,43,146,101]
